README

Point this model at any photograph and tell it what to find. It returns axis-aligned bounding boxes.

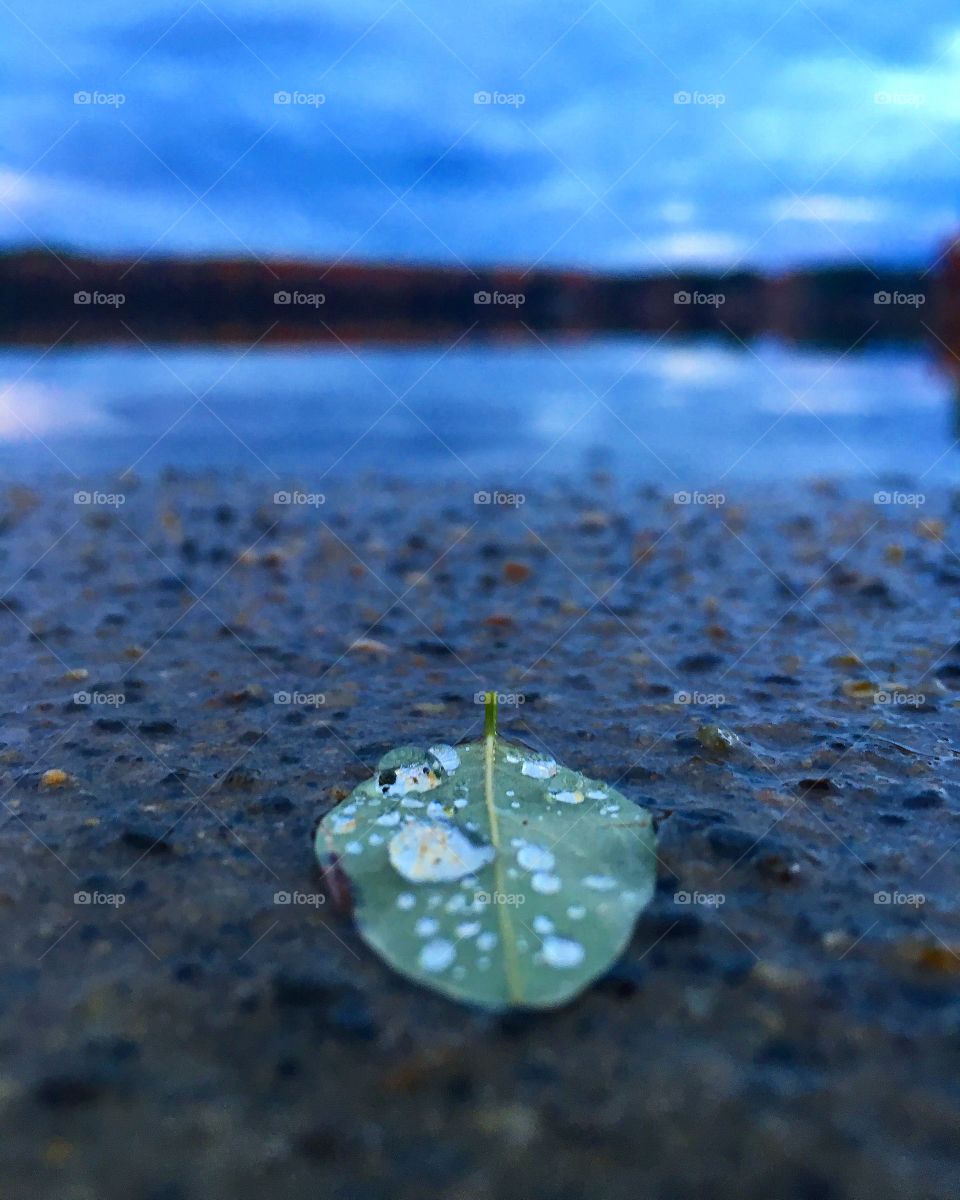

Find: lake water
[0,336,955,489]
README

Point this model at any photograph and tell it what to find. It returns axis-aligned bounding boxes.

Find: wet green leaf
[315,697,657,1009]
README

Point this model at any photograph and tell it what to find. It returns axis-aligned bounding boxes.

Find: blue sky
[1,0,957,270]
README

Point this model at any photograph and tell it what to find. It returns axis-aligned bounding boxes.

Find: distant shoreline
[0,249,947,348]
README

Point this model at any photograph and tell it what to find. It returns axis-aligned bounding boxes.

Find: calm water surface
[0,336,954,488]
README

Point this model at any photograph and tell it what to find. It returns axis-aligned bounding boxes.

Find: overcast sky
[2,0,957,270]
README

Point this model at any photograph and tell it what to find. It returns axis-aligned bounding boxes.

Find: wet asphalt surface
[1,470,959,1200]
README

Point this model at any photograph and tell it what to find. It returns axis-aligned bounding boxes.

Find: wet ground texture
[1,472,959,1200]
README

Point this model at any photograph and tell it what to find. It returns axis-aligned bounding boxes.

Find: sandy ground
[0,471,958,1200]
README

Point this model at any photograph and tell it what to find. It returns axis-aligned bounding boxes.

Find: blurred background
[1,0,959,484]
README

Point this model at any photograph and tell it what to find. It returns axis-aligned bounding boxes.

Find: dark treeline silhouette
[0,248,950,348]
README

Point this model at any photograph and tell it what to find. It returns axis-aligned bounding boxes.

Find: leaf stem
[484,690,498,739]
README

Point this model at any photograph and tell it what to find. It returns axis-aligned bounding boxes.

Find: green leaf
[315,701,657,1010]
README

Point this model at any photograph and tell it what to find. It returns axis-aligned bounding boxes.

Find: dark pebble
[677,652,724,672]
[94,717,126,733]
[120,828,173,855]
[902,788,946,809]
[138,719,177,735]
[35,1074,105,1107]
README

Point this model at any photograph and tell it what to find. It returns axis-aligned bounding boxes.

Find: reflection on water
[0,336,953,485]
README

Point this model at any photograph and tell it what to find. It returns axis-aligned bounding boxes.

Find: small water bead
[567,904,586,920]
[533,915,554,935]
[455,920,482,938]
[415,917,439,937]
[344,841,363,855]
[522,758,557,779]
[396,893,416,911]
[376,811,401,827]
[517,844,556,872]
[368,833,384,846]
[542,935,585,969]
[583,874,616,891]
[476,931,498,952]
[419,939,456,973]
[549,789,584,805]
[531,872,561,895]
[428,743,461,774]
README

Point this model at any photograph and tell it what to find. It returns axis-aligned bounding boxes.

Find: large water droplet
[542,935,585,968]
[388,820,495,883]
